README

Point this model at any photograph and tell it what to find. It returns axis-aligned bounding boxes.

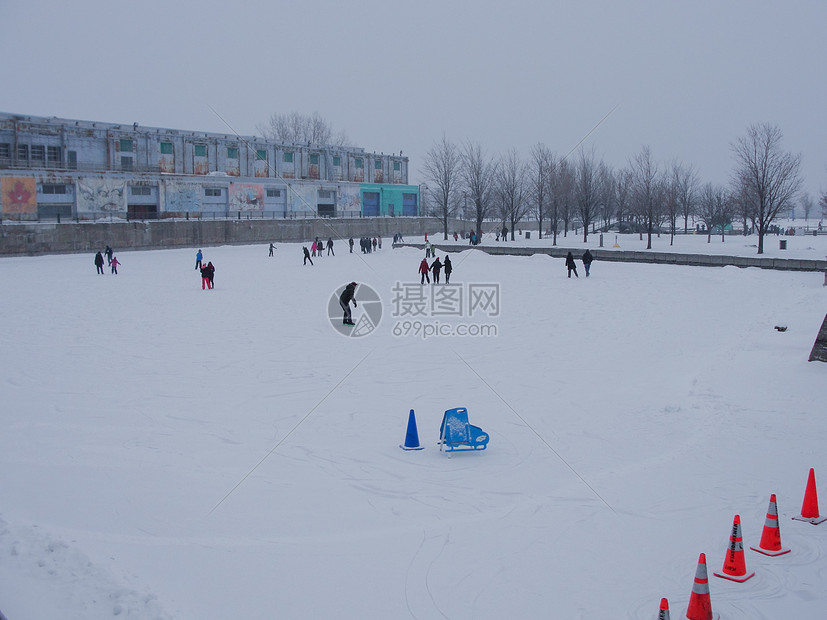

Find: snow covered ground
[0,230,825,619]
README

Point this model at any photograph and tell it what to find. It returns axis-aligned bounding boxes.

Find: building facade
[0,113,419,220]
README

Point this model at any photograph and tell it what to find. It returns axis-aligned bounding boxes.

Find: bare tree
[574,148,602,242]
[529,143,553,239]
[461,141,498,239]
[557,159,575,238]
[495,149,529,240]
[672,162,699,234]
[614,168,633,230]
[630,146,662,249]
[697,183,733,242]
[550,159,574,243]
[597,161,615,231]
[730,123,802,254]
[257,111,350,146]
[422,135,461,240]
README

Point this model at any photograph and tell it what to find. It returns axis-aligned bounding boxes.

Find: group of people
[310,237,336,257]
[357,236,380,253]
[418,254,453,284]
[195,249,216,289]
[94,245,120,274]
[565,249,593,278]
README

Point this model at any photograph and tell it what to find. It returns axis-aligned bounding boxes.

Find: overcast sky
[2,0,825,203]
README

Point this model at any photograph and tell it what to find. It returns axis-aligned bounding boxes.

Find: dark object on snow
[808,314,827,362]
[774,325,787,332]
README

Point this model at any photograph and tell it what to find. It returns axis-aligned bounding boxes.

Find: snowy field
[0,231,826,619]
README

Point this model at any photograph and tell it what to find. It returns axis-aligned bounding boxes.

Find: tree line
[421,123,822,255]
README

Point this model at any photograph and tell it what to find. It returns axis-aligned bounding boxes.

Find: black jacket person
[339,282,358,325]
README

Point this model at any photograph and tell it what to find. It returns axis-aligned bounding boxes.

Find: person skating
[311,241,318,257]
[94,251,105,274]
[349,237,354,253]
[419,257,431,284]
[582,249,593,277]
[105,245,113,265]
[565,251,579,278]
[110,256,120,274]
[303,246,313,265]
[327,237,334,256]
[200,263,212,289]
[206,261,215,288]
[443,255,453,283]
[430,256,443,283]
[339,281,358,326]
[269,243,275,257]
[195,249,203,270]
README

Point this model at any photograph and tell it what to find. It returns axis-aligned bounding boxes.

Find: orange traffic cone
[657,597,670,620]
[750,494,791,556]
[686,553,719,620]
[714,515,755,582]
[792,468,827,524]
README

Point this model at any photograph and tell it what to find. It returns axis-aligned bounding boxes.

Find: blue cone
[400,409,424,450]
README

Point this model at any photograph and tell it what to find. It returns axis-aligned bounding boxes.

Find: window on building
[333,156,341,167]
[160,142,173,155]
[67,151,77,169]
[319,190,333,199]
[283,152,293,163]
[394,161,401,171]
[131,186,152,196]
[31,145,45,162]
[0,144,10,159]
[266,189,281,198]
[256,149,267,161]
[120,139,133,152]
[41,184,67,195]
[355,158,363,169]
[194,144,207,157]
[310,153,319,165]
[375,159,382,170]
[227,147,239,159]
[205,188,222,197]
[17,144,29,160]
[47,146,61,163]
[121,156,133,171]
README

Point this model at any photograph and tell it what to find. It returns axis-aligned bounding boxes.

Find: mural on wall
[339,185,361,215]
[229,183,264,211]
[76,178,126,213]
[1,177,37,214]
[164,180,202,212]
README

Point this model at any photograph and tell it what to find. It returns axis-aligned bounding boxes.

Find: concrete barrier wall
[0,218,464,256]
[412,243,827,273]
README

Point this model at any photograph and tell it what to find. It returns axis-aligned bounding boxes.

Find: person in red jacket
[419,257,431,284]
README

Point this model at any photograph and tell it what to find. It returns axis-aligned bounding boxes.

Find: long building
[0,113,419,221]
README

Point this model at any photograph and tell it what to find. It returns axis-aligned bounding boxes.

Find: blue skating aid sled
[438,407,489,453]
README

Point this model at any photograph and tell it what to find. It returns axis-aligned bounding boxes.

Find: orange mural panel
[2,177,38,214]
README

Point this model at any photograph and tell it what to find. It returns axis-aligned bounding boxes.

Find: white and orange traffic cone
[714,515,755,582]
[792,468,827,524]
[750,494,791,556]
[686,553,719,620]
[657,597,670,620]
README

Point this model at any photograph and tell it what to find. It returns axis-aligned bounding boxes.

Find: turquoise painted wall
[359,184,419,216]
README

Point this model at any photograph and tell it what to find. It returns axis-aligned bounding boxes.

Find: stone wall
[0,218,466,256]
